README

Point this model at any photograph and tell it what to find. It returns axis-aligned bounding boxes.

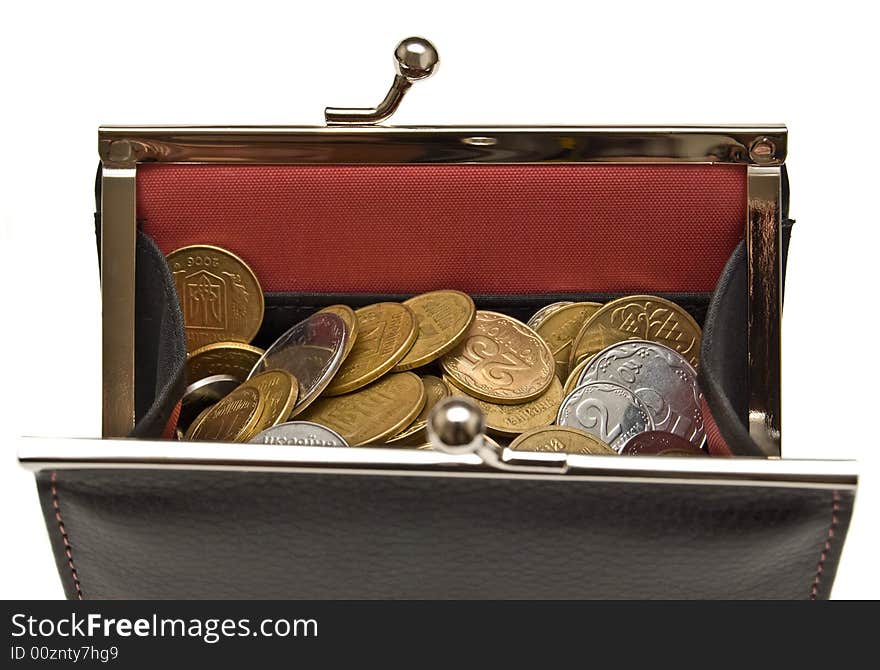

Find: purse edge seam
[809,489,840,601]
[49,472,84,600]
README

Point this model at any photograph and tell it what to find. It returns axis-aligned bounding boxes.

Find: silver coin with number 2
[556,381,652,452]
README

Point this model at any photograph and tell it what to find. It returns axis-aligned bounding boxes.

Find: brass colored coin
[440,311,555,404]
[167,245,264,351]
[569,295,702,369]
[183,405,215,440]
[323,303,418,396]
[393,291,476,371]
[571,352,596,371]
[563,356,594,397]
[415,375,452,422]
[385,374,451,445]
[535,302,602,382]
[185,385,264,442]
[299,372,426,446]
[384,421,428,446]
[448,376,563,437]
[527,301,574,330]
[509,426,616,456]
[318,304,359,363]
[186,341,265,384]
[180,374,240,430]
[238,369,299,433]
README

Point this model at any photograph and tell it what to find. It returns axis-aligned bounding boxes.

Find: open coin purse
[21,38,857,599]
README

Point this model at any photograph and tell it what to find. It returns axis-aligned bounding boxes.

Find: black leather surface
[699,221,793,456]
[131,231,186,438]
[37,470,852,599]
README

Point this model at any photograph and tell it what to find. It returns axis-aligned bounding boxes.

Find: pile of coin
[169,244,708,457]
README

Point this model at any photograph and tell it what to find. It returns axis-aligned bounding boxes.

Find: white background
[1,0,877,599]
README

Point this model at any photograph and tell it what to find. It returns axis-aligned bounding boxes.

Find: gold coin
[323,303,418,396]
[440,311,555,404]
[384,421,427,446]
[569,295,702,368]
[299,372,426,446]
[238,369,299,432]
[527,301,574,329]
[447,376,563,437]
[393,291,476,371]
[186,341,265,384]
[534,302,602,382]
[186,384,264,442]
[317,304,359,363]
[563,356,594,396]
[415,375,452,422]
[384,374,451,445]
[182,405,214,440]
[166,245,264,351]
[509,426,616,455]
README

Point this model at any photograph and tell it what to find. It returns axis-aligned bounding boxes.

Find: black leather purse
[20,37,857,599]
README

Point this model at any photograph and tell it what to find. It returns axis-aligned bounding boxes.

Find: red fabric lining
[702,396,733,456]
[162,400,181,440]
[138,164,746,295]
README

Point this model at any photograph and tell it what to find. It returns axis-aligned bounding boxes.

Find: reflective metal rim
[747,166,783,456]
[99,125,786,165]
[100,167,136,437]
[19,437,854,491]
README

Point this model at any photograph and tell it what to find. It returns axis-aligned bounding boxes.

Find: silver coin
[557,381,652,452]
[527,301,574,329]
[249,421,350,447]
[180,374,240,430]
[577,339,704,447]
[248,312,348,417]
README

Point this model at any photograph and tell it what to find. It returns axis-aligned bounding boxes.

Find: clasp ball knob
[427,396,486,455]
[394,37,439,81]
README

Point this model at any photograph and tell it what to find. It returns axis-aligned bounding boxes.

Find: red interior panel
[138,164,746,294]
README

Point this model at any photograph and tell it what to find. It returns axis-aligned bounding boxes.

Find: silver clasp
[324,37,439,125]
[427,397,568,474]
